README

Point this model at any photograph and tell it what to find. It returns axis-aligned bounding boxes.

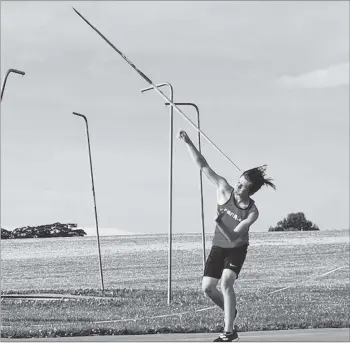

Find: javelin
[72,7,241,171]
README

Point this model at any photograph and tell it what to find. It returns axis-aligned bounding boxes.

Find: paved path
[2,328,349,342]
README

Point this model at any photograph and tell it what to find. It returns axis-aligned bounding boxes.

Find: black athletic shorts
[203,244,248,280]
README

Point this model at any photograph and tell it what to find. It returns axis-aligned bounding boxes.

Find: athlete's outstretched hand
[177,130,191,144]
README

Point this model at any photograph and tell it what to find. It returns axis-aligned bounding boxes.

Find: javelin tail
[72,7,241,171]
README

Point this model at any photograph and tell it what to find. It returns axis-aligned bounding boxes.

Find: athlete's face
[235,176,252,197]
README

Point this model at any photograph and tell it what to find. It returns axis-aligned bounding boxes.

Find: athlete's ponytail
[242,164,276,195]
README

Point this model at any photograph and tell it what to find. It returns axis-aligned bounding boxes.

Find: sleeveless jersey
[212,190,255,248]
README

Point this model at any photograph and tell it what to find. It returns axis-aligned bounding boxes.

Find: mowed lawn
[1,231,349,338]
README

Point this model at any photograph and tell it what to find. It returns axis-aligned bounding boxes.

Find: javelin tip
[72,7,83,17]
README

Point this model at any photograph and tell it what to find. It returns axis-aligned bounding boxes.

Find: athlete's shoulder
[217,177,233,193]
[250,202,259,216]
[217,182,234,205]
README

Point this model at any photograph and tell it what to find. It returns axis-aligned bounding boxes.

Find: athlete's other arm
[215,205,259,242]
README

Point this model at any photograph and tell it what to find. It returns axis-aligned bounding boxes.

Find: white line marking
[195,306,216,313]
[268,266,346,295]
[2,266,346,328]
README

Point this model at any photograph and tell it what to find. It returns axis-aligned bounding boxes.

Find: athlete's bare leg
[221,269,237,333]
[202,276,224,310]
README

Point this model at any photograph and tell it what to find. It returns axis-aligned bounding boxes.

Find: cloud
[278,62,349,89]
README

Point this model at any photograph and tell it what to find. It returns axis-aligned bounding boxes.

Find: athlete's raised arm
[178,130,231,194]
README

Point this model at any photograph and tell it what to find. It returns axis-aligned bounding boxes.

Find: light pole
[141,83,174,305]
[73,111,105,292]
[166,102,206,270]
[1,69,25,101]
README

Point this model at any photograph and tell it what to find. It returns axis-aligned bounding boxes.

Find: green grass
[1,230,349,338]
[1,284,349,338]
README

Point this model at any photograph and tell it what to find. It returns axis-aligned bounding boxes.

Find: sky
[1,1,349,236]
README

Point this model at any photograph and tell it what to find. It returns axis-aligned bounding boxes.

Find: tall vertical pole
[141,83,174,304]
[73,112,105,292]
[1,69,25,102]
[195,106,206,270]
[166,103,206,269]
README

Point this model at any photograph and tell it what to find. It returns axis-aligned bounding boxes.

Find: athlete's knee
[220,269,237,291]
[202,282,215,295]
[202,277,218,295]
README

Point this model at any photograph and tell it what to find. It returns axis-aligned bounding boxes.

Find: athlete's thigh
[223,245,248,279]
[203,246,225,280]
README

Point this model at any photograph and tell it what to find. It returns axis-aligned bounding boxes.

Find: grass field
[1,230,349,338]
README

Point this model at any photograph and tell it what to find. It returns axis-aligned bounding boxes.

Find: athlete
[178,130,276,342]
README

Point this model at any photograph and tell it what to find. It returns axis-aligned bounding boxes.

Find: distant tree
[1,223,86,239]
[268,212,319,232]
[1,228,12,239]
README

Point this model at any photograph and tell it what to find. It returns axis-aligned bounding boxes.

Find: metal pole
[73,112,105,292]
[141,83,174,305]
[1,69,25,101]
[166,103,206,270]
